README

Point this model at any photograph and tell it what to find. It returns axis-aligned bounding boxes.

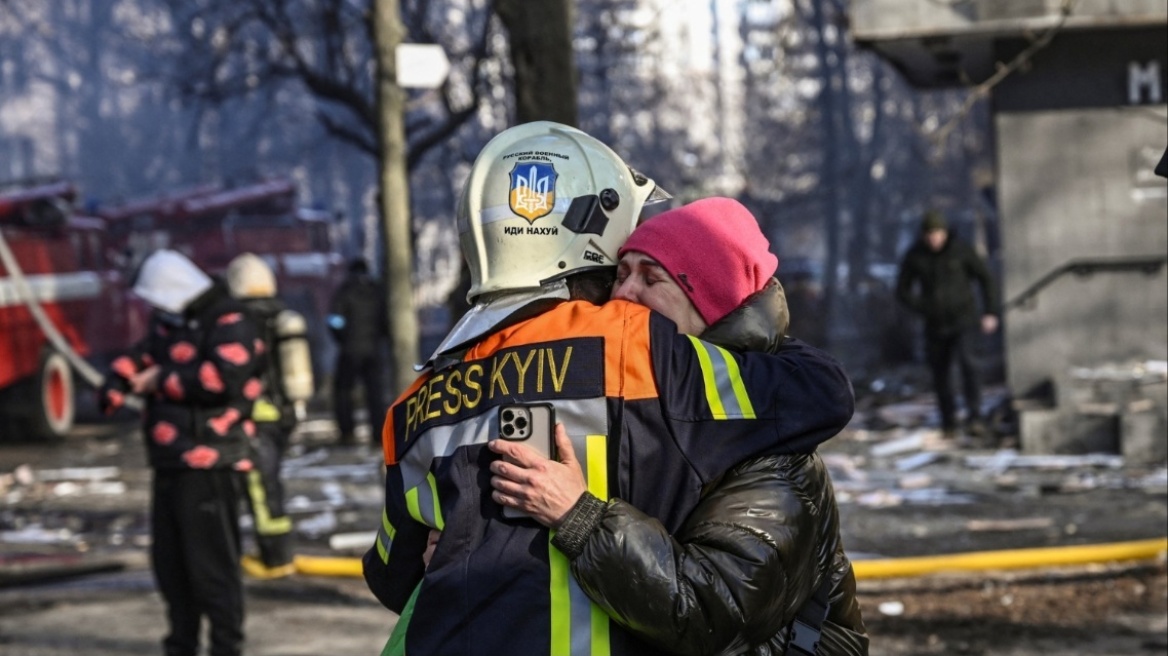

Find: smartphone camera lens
[502,423,514,437]
[515,416,528,430]
[502,410,514,422]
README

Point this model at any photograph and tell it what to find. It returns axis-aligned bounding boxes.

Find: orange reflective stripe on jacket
[468,299,656,401]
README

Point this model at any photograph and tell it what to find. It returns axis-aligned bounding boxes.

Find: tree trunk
[494,0,577,125]
[373,0,420,396]
[810,0,841,349]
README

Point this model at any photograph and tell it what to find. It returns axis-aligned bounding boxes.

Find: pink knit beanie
[618,197,778,326]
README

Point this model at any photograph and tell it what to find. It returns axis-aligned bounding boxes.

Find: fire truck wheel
[27,350,75,440]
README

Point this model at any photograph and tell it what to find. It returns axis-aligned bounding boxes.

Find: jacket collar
[699,278,788,354]
[422,280,571,371]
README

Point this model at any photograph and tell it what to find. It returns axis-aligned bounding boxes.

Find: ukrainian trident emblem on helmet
[508,162,557,222]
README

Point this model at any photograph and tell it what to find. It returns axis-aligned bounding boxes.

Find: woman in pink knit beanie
[614,196,785,337]
[493,196,867,655]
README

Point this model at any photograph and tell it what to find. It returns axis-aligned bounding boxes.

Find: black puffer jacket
[553,279,868,655]
[895,236,997,336]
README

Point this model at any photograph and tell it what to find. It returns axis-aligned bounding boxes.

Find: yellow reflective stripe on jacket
[405,472,445,531]
[549,541,572,656]
[550,434,612,656]
[585,435,608,500]
[427,472,445,530]
[252,399,281,422]
[585,435,611,654]
[246,470,292,536]
[686,335,756,419]
[376,507,397,564]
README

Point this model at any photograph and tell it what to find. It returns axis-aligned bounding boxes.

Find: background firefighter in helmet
[226,253,315,578]
[327,258,388,446]
[98,249,262,656]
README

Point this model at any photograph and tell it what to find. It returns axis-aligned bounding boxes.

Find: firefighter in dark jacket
[491,198,868,655]
[99,249,261,656]
[327,258,387,445]
[365,123,855,656]
[226,253,307,578]
[896,210,999,438]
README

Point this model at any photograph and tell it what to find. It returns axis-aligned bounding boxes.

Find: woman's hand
[488,423,586,528]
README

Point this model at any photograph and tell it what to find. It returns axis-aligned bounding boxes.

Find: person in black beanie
[896,210,999,439]
[327,258,388,446]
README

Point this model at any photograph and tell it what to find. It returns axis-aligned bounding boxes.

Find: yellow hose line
[287,537,1168,580]
[293,555,365,578]
[853,537,1168,580]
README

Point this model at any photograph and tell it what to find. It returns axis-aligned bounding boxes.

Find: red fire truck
[0,182,132,440]
[98,177,344,368]
[1,178,344,440]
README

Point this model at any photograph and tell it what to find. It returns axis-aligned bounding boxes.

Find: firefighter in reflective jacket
[100,249,261,656]
[363,123,855,656]
[226,252,312,578]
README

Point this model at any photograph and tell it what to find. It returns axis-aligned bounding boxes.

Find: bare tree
[155,0,503,393]
[494,0,576,125]
[161,0,498,166]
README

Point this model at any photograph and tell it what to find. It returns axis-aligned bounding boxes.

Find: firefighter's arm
[157,311,261,406]
[653,315,854,483]
[326,287,348,342]
[363,464,429,612]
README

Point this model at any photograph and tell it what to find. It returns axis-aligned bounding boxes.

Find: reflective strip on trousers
[550,434,611,656]
[376,507,397,564]
[246,470,292,536]
[686,335,756,419]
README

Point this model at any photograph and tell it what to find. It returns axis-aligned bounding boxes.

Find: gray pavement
[1,403,1166,655]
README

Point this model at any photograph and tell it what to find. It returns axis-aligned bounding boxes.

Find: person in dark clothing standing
[99,249,261,656]
[896,210,999,438]
[328,258,387,446]
[227,253,310,578]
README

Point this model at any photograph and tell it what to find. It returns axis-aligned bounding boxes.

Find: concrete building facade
[851,0,1167,460]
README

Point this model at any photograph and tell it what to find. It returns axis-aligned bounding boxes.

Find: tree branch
[929,0,1077,146]
[405,0,497,167]
[317,109,379,155]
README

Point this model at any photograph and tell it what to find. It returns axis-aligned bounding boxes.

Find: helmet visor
[629,166,673,223]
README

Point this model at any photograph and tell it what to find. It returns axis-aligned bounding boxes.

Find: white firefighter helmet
[458,121,670,302]
[132,249,213,315]
[226,252,278,299]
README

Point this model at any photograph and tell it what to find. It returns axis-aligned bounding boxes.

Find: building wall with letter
[995,28,1166,445]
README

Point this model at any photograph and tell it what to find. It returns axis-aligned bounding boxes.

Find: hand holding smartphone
[496,403,556,519]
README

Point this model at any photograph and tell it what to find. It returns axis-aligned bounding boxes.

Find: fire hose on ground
[283,536,1168,580]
